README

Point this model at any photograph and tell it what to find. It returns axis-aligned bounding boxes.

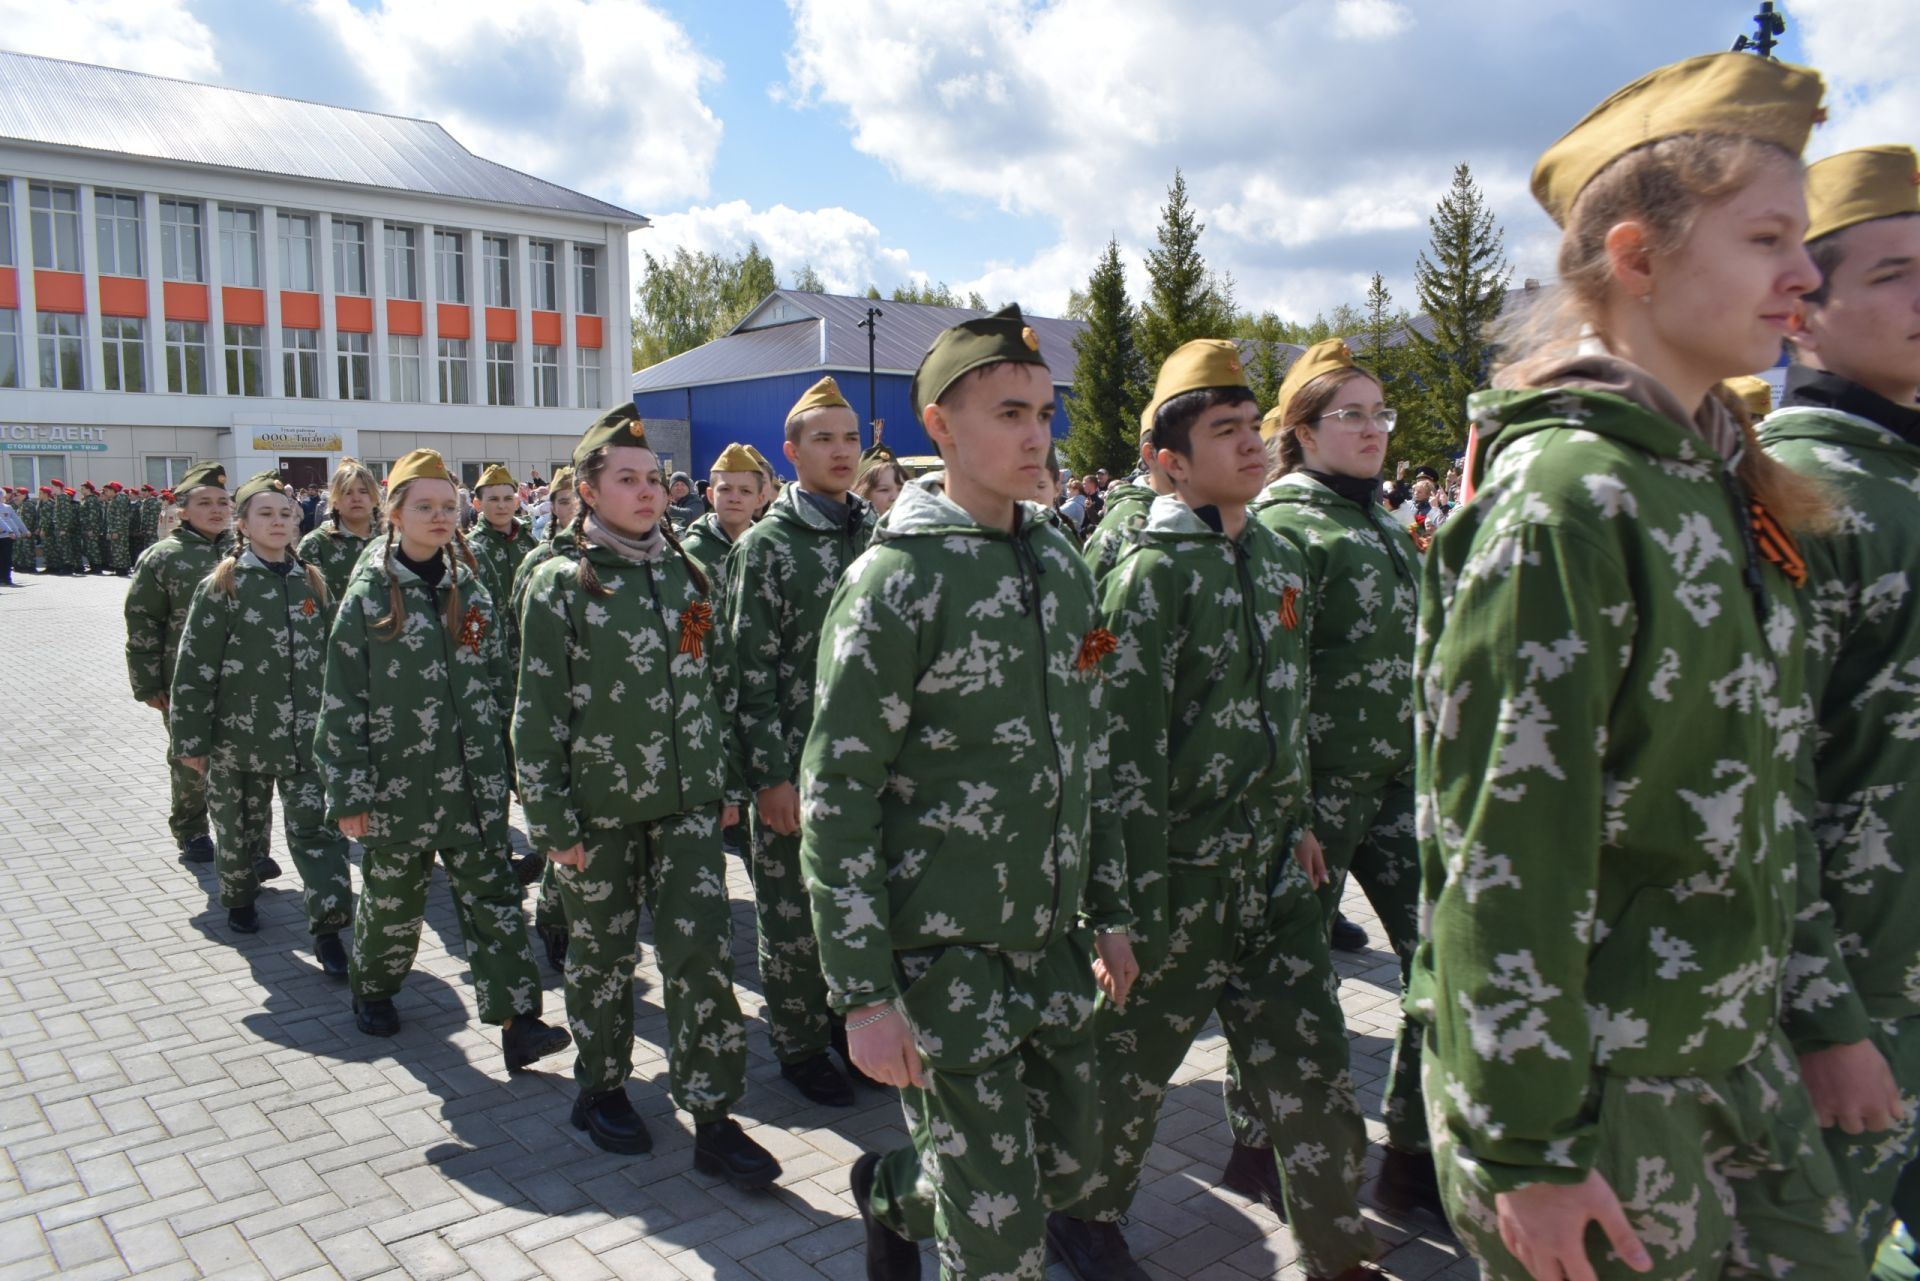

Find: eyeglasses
[1314,408,1397,433]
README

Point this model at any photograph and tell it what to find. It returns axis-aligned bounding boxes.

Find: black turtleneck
[395,546,447,588]
[1782,366,1920,448]
[1300,468,1382,508]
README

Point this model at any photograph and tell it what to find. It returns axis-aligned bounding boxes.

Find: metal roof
[632,290,1089,392]
[0,50,644,224]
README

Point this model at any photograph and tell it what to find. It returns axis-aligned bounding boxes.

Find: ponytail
[442,534,465,634]
[569,443,706,597]
[662,521,710,598]
[210,528,244,598]
[374,525,406,640]
[570,506,612,599]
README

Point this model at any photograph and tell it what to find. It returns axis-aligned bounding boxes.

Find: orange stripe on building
[98,276,148,317]
[34,271,85,313]
[223,287,266,326]
[437,303,471,339]
[530,310,562,347]
[335,295,373,333]
[575,315,603,349]
[387,300,423,337]
[0,267,15,309]
[281,291,322,329]
[484,307,516,343]
[163,282,210,322]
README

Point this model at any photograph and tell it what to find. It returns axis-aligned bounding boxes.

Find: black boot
[539,925,568,972]
[1307,1266,1387,1281]
[511,852,544,886]
[1330,913,1369,953]
[831,1019,889,1092]
[692,1117,780,1190]
[227,903,259,934]
[571,1085,652,1154]
[254,854,282,881]
[180,834,215,864]
[851,1152,921,1281]
[314,932,348,977]
[353,995,400,1037]
[1373,1145,1448,1223]
[1219,1141,1288,1219]
[781,1052,856,1107]
[503,1016,571,1073]
[1046,1213,1150,1281]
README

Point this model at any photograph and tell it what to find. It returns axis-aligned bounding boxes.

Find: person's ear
[782,439,800,465]
[1155,445,1187,486]
[1603,220,1655,302]
[924,403,953,455]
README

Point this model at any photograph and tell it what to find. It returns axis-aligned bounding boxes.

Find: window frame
[529,240,557,311]
[384,225,418,302]
[332,218,368,297]
[101,315,147,392]
[434,230,466,304]
[336,330,371,401]
[159,199,204,284]
[94,190,143,278]
[437,337,470,405]
[164,320,209,394]
[531,343,559,407]
[574,345,601,408]
[485,339,514,406]
[282,327,320,398]
[481,235,512,308]
[0,309,18,389]
[36,312,85,389]
[573,246,599,315]
[29,183,81,272]
[278,212,316,292]
[388,333,422,403]
[218,206,260,288]
[224,322,265,397]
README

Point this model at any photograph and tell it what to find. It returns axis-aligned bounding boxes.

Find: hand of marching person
[1093,932,1140,1012]
[720,803,740,830]
[847,1002,926,1090]
[1294,829,1328,889]
[1800,1040,1907,1134]
[755,781,801,836]
[337,813,369,840]
[1495,1171,1651,1281]
[145,695,169,713]
[547,842,586,869]
[179,756,207,776]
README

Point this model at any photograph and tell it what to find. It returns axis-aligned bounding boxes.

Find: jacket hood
[1758,404,1920,457]
[763,482,865,534]
[874,475,1061,543]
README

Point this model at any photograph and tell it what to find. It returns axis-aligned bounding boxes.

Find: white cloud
[1332,0,1413,41]
[1797,0,1920,159]
[631,200,914,296]
[300,0,723,214]
[0,0,219,79]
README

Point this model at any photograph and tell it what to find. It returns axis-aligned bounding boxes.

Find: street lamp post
[1732,1,1786,58]
[856,306,882,439]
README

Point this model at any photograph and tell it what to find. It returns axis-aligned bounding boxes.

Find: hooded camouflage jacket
[1761,401,1920,1045]
[468,517,534,620]
[1080,479,1157,581]
[513,536,736,852]
[315,551,514,853]
[1086,496,1313,953]
[725,485,873,791]
[1409,379,1813,1191]
[799,480,1116,1012]
[1252,472,1420,783]
[679,511,740,594]
[170,552,332,773]
[125,522,235,702]
[297,522,374,603]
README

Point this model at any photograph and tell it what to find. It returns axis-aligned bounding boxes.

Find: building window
[384,225,418,301]
[437,337,469,405]
[485,339,514,405]
[283,327,319,398]
[145,456,193,489]
[37,313,84,389]
[165,321,209,394]
[0,309,21,388]
[160,200,204,283]
[388,334,422,402]
[336,331,370,400]
[219,207,259,287]
[574,246,599,315]
[102,316,146,392]
[482,235,511,307]
[529,241,557,311]
[224,323,264,397]
[434,230,465,304]
[29,183,81,271]
[574,346,601,408]
[10,454,66,489]
[94,191,143,277]
[278,213,315,291]
[0,182,12,268]
[530,344,559,406]
[332,219,367,296]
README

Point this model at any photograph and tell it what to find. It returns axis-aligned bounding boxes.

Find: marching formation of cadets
[3,477,173,578]
[76,49,1920,1281]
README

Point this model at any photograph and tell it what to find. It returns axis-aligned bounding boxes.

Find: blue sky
[2,0,1910,323]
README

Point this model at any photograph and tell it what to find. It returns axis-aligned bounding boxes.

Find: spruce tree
[1405,163,1511,459]
[1065,238,1148,477]
[1242,311,1290,412]
[1137,170,1236,372]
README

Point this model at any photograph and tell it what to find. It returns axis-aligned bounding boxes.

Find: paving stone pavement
[0,571,1478,1281]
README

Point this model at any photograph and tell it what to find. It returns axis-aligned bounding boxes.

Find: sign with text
[251,428,344,453]
[1,424,109,451]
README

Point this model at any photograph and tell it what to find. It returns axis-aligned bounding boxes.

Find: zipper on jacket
[641,560,690,811]
[1233,539,1283,856]
[1012,524,1066,946]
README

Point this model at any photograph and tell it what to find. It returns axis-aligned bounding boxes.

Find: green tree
[721,243,778,329]
[1404,163,1511,461]
[1065,238,1148,477]
[1242,311,1290,412]
[791,263,826,292]
[631,242,787,370]
[1137,170,1237,373]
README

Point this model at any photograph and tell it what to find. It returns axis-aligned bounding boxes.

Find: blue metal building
[631,291,1087,477]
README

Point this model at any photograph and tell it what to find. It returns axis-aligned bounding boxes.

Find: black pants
[0,537,14,584]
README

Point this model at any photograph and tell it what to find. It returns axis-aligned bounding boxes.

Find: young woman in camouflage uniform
[513,409,779,1189]
[170,472,352,969]
[314,448,569,1075]
[1411,53,1855,1281]
[297,457,381,602]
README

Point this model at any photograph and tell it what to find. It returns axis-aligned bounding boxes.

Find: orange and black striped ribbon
[1750,500,1807,587]
[679,600,714,660]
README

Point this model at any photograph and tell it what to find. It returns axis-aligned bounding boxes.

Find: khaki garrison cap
[1806,145,1920,243]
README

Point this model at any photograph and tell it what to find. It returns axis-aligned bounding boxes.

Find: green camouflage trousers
[747,817,832,1063]
[350,843,542,1025]
[869,932,1101,1281]
[1429,1032,1857,1280]
[206,762,352,934]
[554,804,747,1114]
[1828,1016,1920,1266]
[534,860,565,934]
[167,752,211,846]
[1071,858,1377,1277]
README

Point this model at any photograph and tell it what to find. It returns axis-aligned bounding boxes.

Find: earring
[1640,292,1653,304]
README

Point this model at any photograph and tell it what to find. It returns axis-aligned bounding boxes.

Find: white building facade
[0,51,642,493]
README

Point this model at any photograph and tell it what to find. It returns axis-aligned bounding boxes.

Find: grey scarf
[582,513,666,564]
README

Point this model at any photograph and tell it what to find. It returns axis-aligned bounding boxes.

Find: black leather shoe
[181,834,215,864]
[1373,1145,1448,1223]
[539,926,568,973]
[831,1020,890,1092]
[781,1052,856,1107]
[571,1086,652,1154]
[503,1016,571,1073]
[1220,1141,1288,1219]
[353,995,400,1037]
[693,1117,780,1190]
[227,903,260,934]
[1330,913,1370,953]
[511,853,544,886]
[254,854,282,882]
[1307,1266,1387,1281]
[314,932,348,976]
[851,1152,921,1281]
[1046,1213,1150,1281]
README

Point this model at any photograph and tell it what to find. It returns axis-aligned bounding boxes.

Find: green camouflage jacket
[798,480,1116,1013]
[1761,400,1920,1044]
[170,553,332,773]
[1409,381,1813,1192]
[679,511,741,597]
[1086,496,1313,957]
[513,537,736,852]
[297,522,373,603]
[1253,472,1421,783]
[724,485,872,791]
[106,491,132,543]
[124,523,234,702]
[1080,479,1157,581]
[136,495,160,545]
[19,496,38,539]
[81,492,105,541]
[468,517,534,623]
[315,552,514,853]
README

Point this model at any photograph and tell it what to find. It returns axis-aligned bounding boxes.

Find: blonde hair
[374,479,479,640]
[1263,369,1380,482]
[852,460,910,501]
[1498,133,1829,530]
[210,492,330,603]
[327,458,383,533]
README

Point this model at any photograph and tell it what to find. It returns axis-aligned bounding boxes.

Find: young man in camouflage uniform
[725,378,872,1106]
[803,308,1115,1281]
[105,481,133,574]
[1049,342,1379,1281]
[79,481,106,572]
[1079,414,1172,579]
[680,443,761,595]
[132,485,160,562]
[1764,144,1920,1270]
[467,464,533,617]
[18,487,40,572]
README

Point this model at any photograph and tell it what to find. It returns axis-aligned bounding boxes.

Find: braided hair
[374,480,469,640]
[573,446,711,600]
[211,491,331,603]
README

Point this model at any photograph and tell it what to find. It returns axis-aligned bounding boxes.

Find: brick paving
[0,571,1476,1280]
